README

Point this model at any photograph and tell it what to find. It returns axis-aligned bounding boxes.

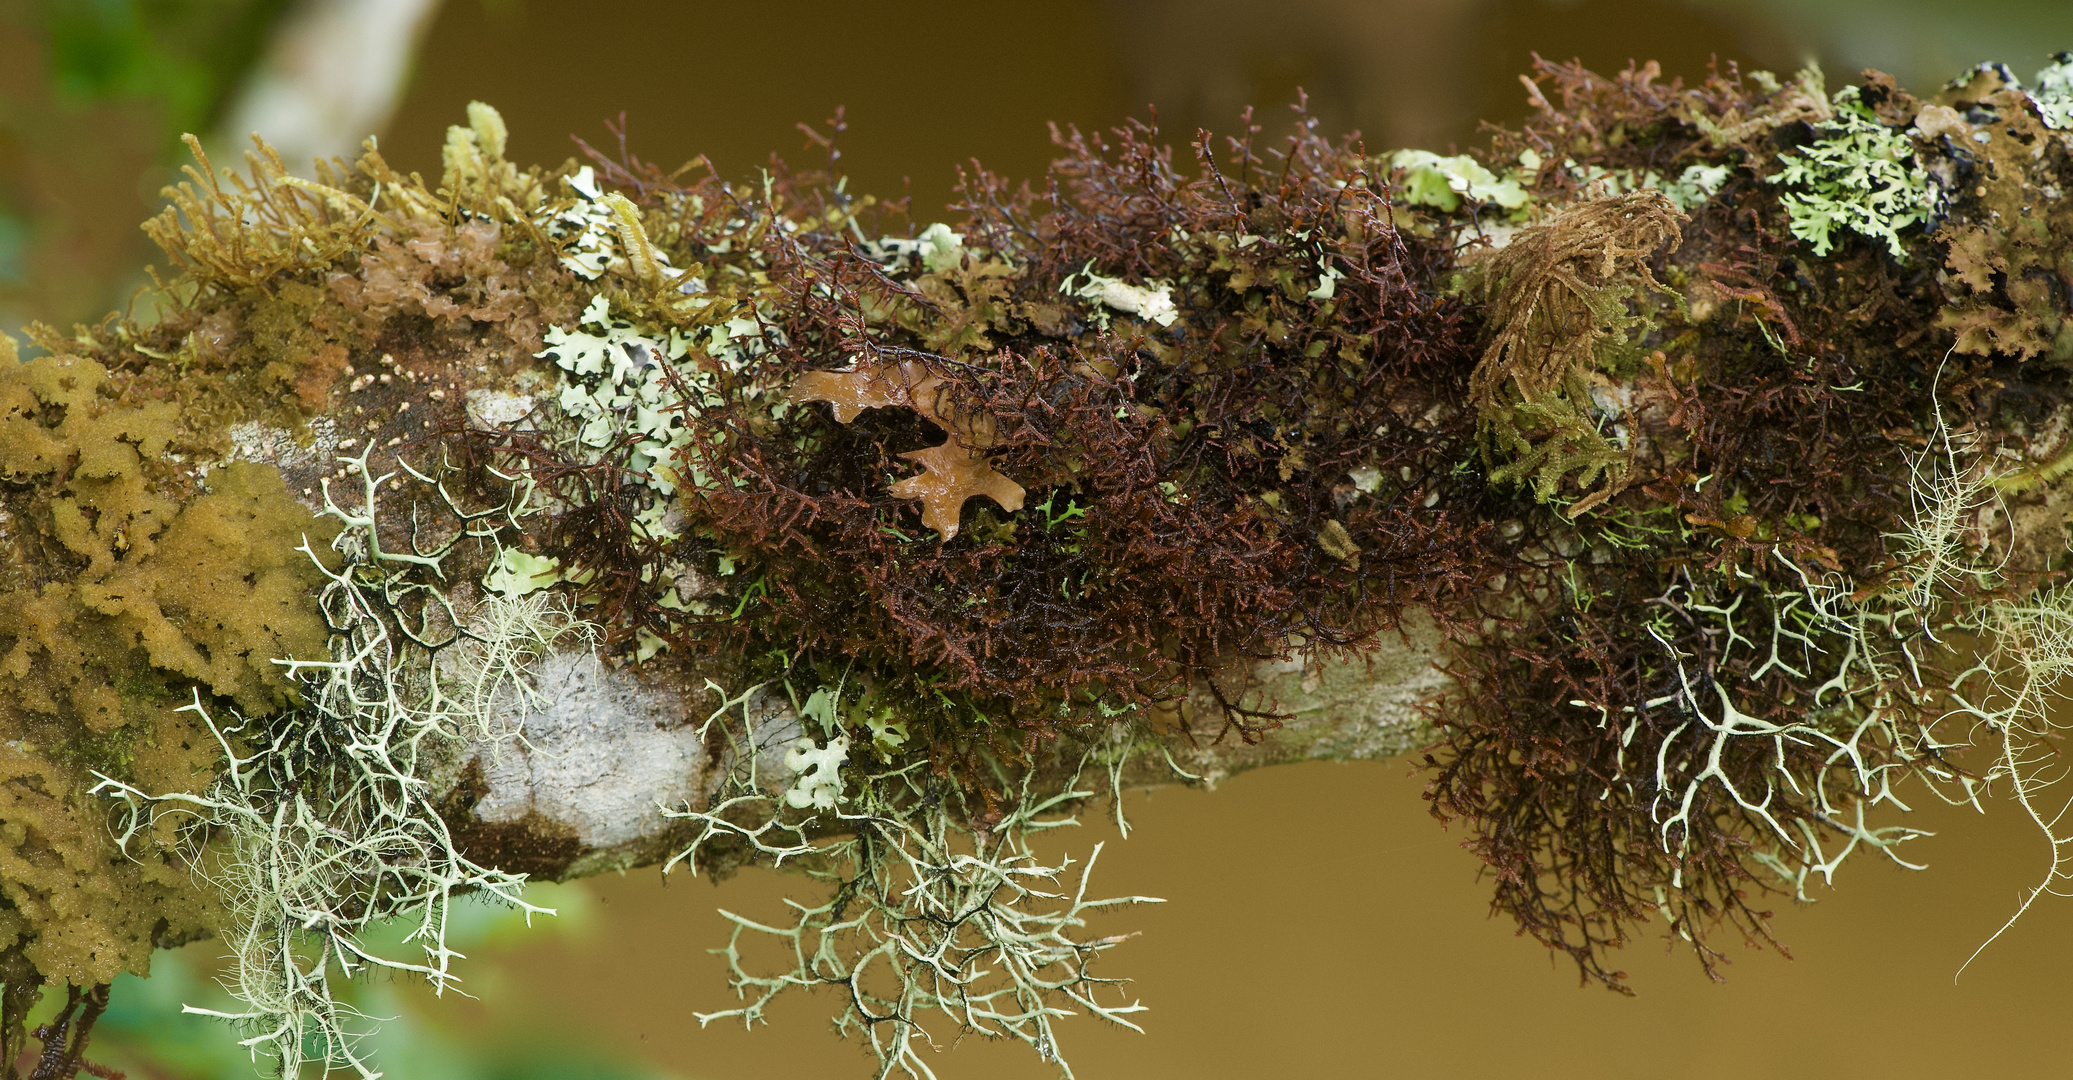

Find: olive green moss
[1462,189,1684,516]
[0,345,336,723]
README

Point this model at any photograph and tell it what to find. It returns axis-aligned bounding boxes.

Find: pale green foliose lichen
[2034,51,2073,130]
[781,734,849,809]
[1062,262,1180,327]
[484,549,564,598]
[1568,159,1730,211]
[1766,85,1932,259]
[869,221,967,274]
[536,292,786,658]
[1308,260,1344,300]
[544,166,684,281]
[800,683,910,758]
[1389,149,1531,212]
[539,295,712,504]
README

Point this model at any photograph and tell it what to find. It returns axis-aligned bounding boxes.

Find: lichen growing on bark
[11,47,2073,1078]
[1932,62,2073,364]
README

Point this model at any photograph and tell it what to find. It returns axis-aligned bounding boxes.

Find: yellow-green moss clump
[0,329,335,1053]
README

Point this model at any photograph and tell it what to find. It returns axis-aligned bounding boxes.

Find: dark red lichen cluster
[543,66,2016,992]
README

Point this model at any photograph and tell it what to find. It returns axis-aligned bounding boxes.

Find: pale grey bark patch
[470,651,711,868]
[1168,608,1452,785]
[1260,608,1453,759]
[445,615,1453,880]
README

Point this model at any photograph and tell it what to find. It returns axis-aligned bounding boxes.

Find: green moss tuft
[1466,190,1684,516]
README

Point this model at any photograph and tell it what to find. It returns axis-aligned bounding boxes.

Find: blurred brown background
[14,0,2073,336]
[9,0,2073,1076]
[513,762,2073,1079]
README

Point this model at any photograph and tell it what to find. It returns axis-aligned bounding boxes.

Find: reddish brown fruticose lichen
[603,108,1490,778]
[386,75,2023,989]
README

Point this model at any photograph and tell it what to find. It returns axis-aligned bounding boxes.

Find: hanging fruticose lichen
[96,447,595,1077]
[0,100,600,1076]
[1412,53,2073,992]
[657,682,1161,1080]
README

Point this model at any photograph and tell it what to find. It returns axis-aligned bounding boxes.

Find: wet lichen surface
[10,52,2073,1079]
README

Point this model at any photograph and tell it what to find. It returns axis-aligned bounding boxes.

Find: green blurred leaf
[41,0,294,139]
